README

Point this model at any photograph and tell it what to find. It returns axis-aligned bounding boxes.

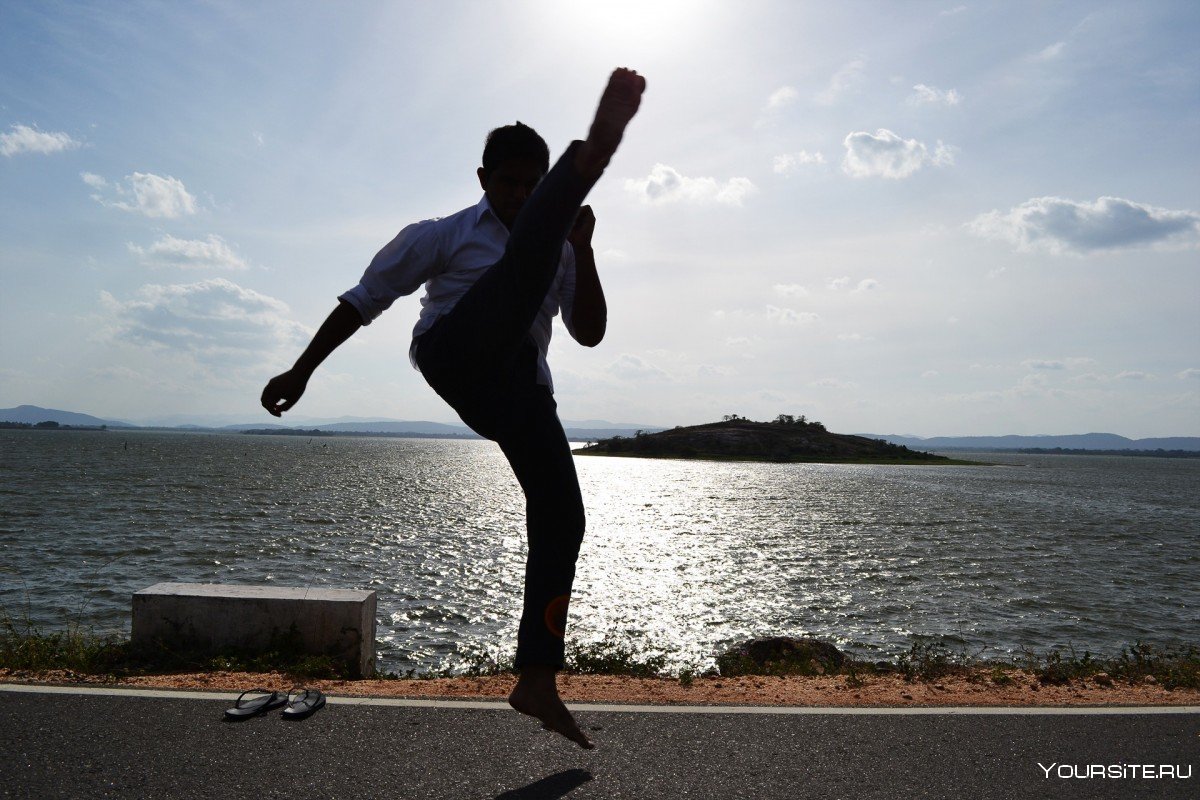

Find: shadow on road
[494,768,594,799]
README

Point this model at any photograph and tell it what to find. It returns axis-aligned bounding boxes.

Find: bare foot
[508,667,594,749]
[575,67,646,177]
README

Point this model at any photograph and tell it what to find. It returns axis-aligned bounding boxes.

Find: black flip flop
[224,688,288,719]
[281,687,326,721]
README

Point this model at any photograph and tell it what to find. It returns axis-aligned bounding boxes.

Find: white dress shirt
[339,195,579,391]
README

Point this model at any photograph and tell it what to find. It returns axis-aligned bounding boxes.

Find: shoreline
[3,668,1196,708]
[571,450,987,466]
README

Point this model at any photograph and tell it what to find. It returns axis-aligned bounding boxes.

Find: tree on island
[723,413,825,430]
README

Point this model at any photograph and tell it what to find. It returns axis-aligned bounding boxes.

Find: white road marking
[1,682,1196,714]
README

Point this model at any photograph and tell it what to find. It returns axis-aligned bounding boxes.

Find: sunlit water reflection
[2,430,1196,673]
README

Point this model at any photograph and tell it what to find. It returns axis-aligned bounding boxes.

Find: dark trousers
[414,142,596,669]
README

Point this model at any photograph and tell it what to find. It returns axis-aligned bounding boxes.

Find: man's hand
[258,301,363,417]
[568,205,596,250]
[261,368,310,417]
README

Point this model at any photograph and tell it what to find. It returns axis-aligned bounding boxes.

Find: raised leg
[415,68,646,378]
[574,67,646,178]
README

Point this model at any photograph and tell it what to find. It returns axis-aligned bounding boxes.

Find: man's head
[478,121,549,228]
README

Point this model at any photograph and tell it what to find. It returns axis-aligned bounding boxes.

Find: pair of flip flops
[224,687,326,721]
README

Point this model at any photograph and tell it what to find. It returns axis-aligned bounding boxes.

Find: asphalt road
[1,686,1196,799]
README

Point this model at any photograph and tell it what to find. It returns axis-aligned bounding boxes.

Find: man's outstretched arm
[260,300,363,416]
[568,205,607,347]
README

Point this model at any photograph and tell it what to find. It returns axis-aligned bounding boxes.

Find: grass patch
[0,608,353,680]
[1012,642,1200,690]
[567,638,667,678]
[1111,642,1200,689]
[713,638,1199,690]
[373,638,674,680]
[0,611,127,674]
[895,641,981,682]
[4,609,1197,692]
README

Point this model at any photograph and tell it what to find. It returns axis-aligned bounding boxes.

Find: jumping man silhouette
[261,68,646,748]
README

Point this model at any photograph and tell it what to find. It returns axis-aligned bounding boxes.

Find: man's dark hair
[482,121,550,174]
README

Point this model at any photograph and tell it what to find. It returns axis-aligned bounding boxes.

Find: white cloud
[0,124,81,157]
[842,129,955,179]
[1177,368,1200,380]
[128,234,249,271]
[812,377,858,389]
[772,283,809,297]
[921,370,940,378]
[812,276,874,293]
[1068,370,1155,384]
[1023,357,1095,371]
[765,86,799,110]
[773,151,825,175]
[696,364,736,378]
[968,196,1200,253]
[715,307,819,326]
[931,141,957,167]
[766,306,819,325]
[940,5,967,15]
[908,84,961,107]
[604,353,672,381]
[757,86,801,128]
[625,164,756,207]
[84,171,198,218]
[815,59,866,105]
[644,348,689,363]
[1036,41,1066,61]
[88,364,195,394]
[837,332,873,342]
[99,278,308,361]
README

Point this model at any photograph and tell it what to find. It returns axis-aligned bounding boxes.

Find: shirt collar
[474,193,499,226]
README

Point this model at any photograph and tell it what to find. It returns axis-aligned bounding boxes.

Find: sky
[1,1,1198,436]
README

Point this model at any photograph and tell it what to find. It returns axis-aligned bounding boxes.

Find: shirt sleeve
[338,220,443,325]
[558,243,579,339]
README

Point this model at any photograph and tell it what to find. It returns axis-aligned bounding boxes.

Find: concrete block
[132,583,376,677]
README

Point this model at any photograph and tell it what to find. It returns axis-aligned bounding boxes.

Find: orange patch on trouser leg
[544,595,570,639]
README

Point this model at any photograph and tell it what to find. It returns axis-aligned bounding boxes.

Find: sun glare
[531,0,721,60]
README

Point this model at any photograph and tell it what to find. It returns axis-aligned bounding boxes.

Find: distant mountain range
[0,405,139,428]
[0,405,664,441]
[856,432,1200,452]
[3,406,1197,451]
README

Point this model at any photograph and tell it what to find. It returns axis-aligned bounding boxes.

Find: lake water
[1,429,1197,674]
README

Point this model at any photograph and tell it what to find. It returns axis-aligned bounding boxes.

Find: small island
[573,414,979,465]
